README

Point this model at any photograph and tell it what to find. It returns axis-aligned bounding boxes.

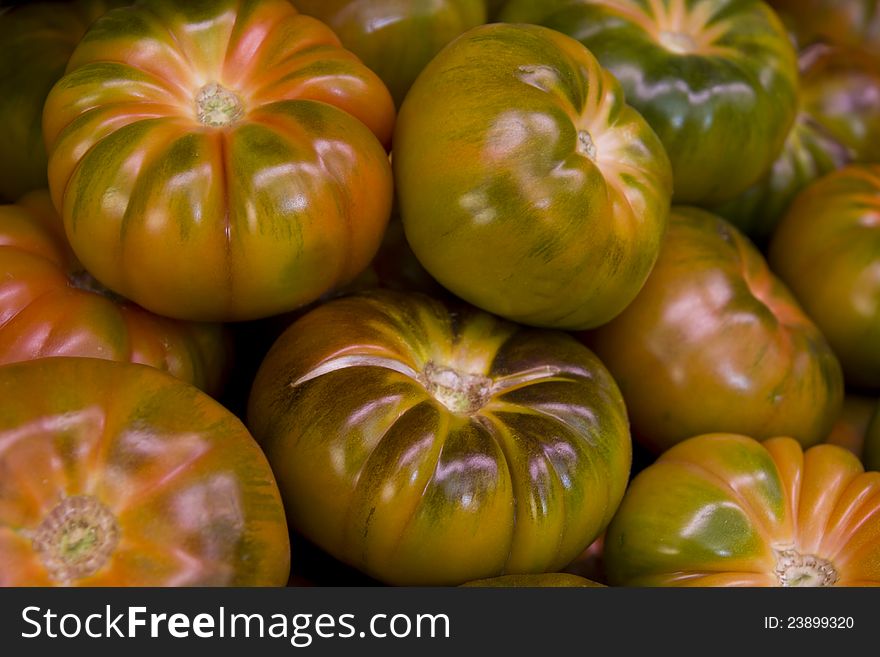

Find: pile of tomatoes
[1,0,878,588]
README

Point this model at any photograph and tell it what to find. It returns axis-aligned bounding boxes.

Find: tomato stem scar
[773,548,838,587]
[577,130,598,161]
[30,495,120,583]
[196,82,244,127]
[420,361,492,415]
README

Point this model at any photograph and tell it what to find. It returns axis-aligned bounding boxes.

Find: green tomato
[501,0,799,205]
[394,23,672,329]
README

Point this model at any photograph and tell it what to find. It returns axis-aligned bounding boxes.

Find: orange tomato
[588,207,843,452]
[606,434,880,586]
[0,191,228,394]
[0,358,290,586]
[43,0,395,321]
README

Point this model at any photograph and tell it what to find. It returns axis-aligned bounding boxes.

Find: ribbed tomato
[394,23,672,330]
[770,165,880,390]
[0,191,228,394]
[248,290,632,585]
[291,0,488,107]
[713,44,880,242]
[0,0,128,202]
[0,357,290,586]
[606,434,880,586]
[43,0,395,322]
[501,0,798,205]
[587,207,844,453]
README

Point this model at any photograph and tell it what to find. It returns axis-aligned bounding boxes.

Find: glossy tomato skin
[248,290,632,586]
[43,0,395,322]
[0,191,229,394]
[770,166,880,390]
[0,357,290,586]
[394,23,672,330]
[605,434,880,586]
[769,0,880,55]
[291,0,487,107]
[501,0,798,205]
[712,45,880,243]
[587,207,844,453]
[0,0,129,202]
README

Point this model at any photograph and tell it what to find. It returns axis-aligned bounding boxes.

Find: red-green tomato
[0,357,290,586]
[0,0,129,202]
[43,0,395,322]
[0,191,228,394]
[587,207,844,453]
[394,23,672,330]
[501,0,799,205]
[770,165,880,390]
[291,0,488,107]
[606,434,880,586]
[248,290,632,585]
[712,44,880,242]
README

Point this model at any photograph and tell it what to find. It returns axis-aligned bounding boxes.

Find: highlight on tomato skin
[394,22,672,331]
[0,191,230,395]
[769,165,880,391]
[291,0,489,108]
[586,206,844,454]
[604,433,880,587]
[710,44,880,244]
[500,0,799,206]
[247,289,633,586]
[42,0,397,322]
[0,357,291,587]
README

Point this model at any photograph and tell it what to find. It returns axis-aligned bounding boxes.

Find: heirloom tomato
[0,0,128,202]
[0,358,290,586]
[0,191,228,394]
[43,0,395,322]
[587,207,844,453]
[770,166,880,390]
[606,434,880,586]
[501,0,798,205]
[712,45,880,243]
[291,0,488,107]
[769,0,880,56]
[248,291,632,586]
[462,573,603,587]
[394,23,672,330]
